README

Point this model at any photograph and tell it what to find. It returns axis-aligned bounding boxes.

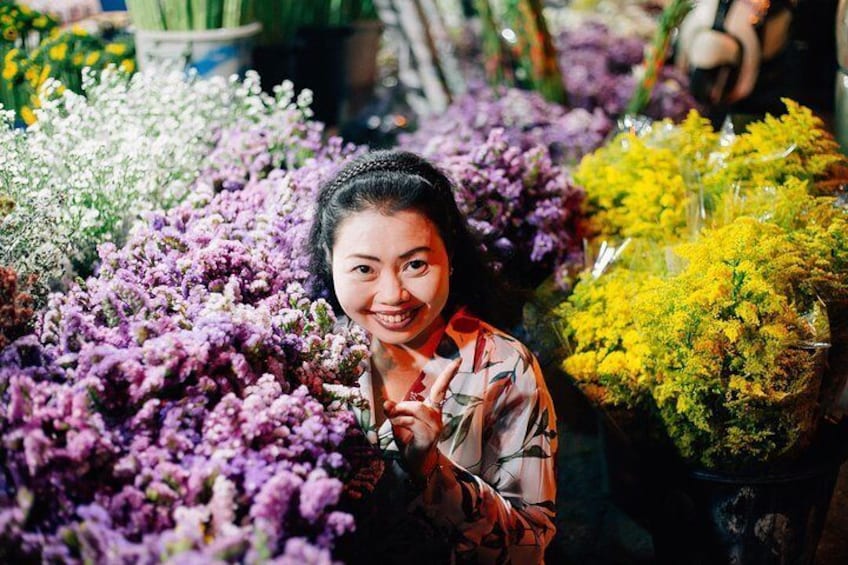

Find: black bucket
[251,26,351,127]
[649,423,847,565]
[652,466,840,564]
[600,418,848,564]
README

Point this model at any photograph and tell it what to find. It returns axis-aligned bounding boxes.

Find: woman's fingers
[384,400,430,418]
[386,415,417,428]
[428,358,461,406]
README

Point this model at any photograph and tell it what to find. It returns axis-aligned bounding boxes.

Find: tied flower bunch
[573,110,719,244]
[0,67,318,301]
[555,101,848,470]
[0,135,378,561]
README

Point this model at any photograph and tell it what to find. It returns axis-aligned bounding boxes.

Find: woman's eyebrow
[399,246,431,259]
[345,246,431,261]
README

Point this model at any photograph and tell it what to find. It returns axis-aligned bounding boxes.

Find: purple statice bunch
[557,22,699,122]
[0,134,376,562]
[398,84,613,166]
[438,129,586,288]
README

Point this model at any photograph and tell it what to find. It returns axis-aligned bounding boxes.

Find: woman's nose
[376,271,408,304]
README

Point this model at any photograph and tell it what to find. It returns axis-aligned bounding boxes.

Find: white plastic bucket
[134,22,261,78]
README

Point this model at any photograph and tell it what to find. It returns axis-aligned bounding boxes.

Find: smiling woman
[307,150,559,564]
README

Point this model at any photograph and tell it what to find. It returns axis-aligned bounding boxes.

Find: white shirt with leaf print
[346,307,558,564]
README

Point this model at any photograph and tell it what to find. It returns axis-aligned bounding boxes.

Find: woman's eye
[405,259,427,272]
[353,265,373,275]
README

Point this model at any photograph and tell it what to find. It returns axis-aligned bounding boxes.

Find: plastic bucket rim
[134,21,262,43]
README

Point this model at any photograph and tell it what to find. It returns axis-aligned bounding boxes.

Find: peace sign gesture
[383,358,461,480]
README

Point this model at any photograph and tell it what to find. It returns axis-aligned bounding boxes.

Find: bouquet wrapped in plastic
[551,100,848,470]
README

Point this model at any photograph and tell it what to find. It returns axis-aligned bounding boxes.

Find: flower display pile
[554,101,848,469]
[0,125,380,560]
[0,1,57,49]
[1,10,134,124]
[0,68,318,301]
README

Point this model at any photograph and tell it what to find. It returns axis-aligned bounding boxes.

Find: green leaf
[497,444,550,464]
[521,445,550,459]
[534,408,549,438]
[489,370,515,384]
[451,392,483,406]
[453,411,476,451]
[524,397,540,441]
[440,413,463,441]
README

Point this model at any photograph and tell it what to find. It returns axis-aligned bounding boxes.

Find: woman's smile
[371,306,422,330]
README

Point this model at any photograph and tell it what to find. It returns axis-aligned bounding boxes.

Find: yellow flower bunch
[553,100,847,470]
[574,111,720,243]
[1,25,135,124]
[707,99,844,191]
[0,1,58,46]
[643,218,827,468]
[556,267,660,408]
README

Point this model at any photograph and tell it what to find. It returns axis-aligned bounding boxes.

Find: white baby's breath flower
[0,64,315,300]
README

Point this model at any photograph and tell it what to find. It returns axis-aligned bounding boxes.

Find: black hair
[307,149,510,326]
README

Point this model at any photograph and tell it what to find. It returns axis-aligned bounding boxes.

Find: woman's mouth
[372,307,420,331]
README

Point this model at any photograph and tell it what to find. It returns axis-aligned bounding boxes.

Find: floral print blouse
[343,308,558,564]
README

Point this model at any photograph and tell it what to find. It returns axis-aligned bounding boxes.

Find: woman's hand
[383,359,461,480]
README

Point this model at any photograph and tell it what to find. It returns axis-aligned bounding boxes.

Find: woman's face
[331,208,450,349]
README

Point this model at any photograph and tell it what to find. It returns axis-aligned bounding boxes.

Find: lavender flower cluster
[0,128,376,562]
[398,85,613,166]
[557,22,700,122]
[398,86,590,288]
[436,129,586,288]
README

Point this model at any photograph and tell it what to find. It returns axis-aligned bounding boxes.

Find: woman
[308,150,558,563]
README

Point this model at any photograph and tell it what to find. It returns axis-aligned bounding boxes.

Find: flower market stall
[1,0,847,563]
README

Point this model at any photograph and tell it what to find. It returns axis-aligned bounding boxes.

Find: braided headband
[320,151,452,203]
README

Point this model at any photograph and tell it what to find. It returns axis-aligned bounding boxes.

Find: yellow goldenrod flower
[105,43,127,56]
[20,105,35,125]
[71,25,88,37]
[4,48,18,62]
[20,5,32,15]
[1,60,18,80]
[119,58,135,73]
[2,27,18,42]
[72,52,84,66]
[85,51,100,66]
[49,43,68,62]
[33,15,48,29]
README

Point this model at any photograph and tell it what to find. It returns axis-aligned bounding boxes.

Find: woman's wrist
[410,446,441,488]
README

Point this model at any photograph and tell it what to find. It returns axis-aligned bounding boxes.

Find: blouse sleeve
[412,351,558,563]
